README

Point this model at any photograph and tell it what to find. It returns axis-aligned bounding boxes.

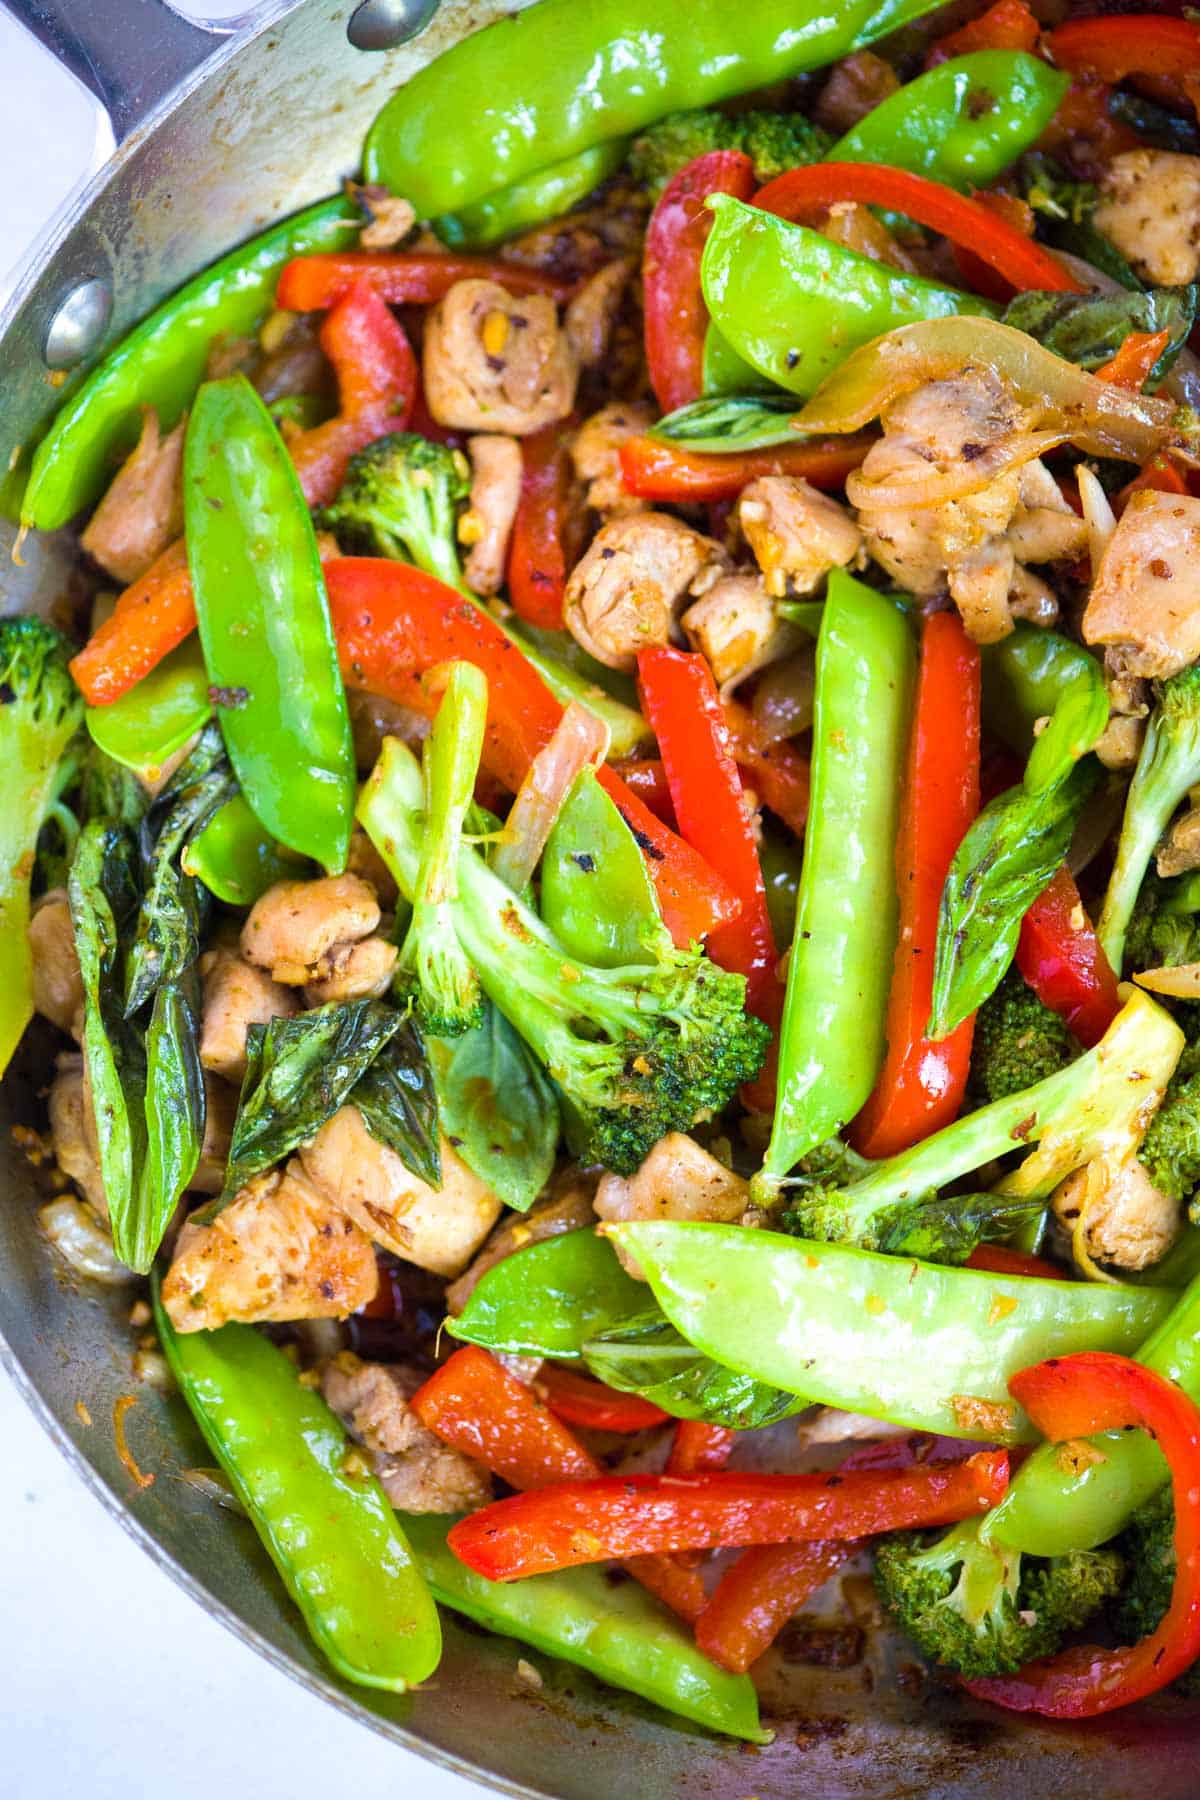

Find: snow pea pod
[762,571,914,1183]
[153,1290,441,1692]
[184,375,356,873]
[435,141,630,248]
[701,196,991,399]
[85,637,212,779]
[832,52,1069,189]
[702,322,774,398]
[450,1227,647,1360]
[398,1512,766,1741]
[182,794,309,906]
[22,196,358,532]
[611,1220,1176,1444]
[540,767,664,967]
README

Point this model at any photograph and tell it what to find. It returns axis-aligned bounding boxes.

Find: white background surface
[0,9,487,1795]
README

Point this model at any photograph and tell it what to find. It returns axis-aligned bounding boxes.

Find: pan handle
[0,0,232,143]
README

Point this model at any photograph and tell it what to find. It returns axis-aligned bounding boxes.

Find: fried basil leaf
[429,1004,559,1212]
[650,392,799,453]
[354,1016,442,1190]
[583,1314,803,1430]
[1003,284,1197,387]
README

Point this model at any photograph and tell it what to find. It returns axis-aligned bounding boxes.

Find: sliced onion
[751,648,816,744]
[846,429,1069,511]
[796,318,1180,465]
[491,701,610,893]
[1076,464,1117,569]
[1134,963,1200,998]
[39,1197,133,1284]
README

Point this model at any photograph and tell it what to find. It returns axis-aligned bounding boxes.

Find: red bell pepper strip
[752,164,1083,296]
[506,420,575,630]
[965,1353,1200,1717]
[639,645,780,1020]
[1015,865,1120,1049]
[411,1346,705,1621]
[1095,329,1172,394]
[447,1451,1009,1580]
[643,150,756,415]
[609,757,675,825]
[275,249,571,311]
[326,557,739,947]
[532,1364,671,1434]
[70,281,416,706]
[927,0,1039,65]
[695,1540,860,1673]
[966,1244,1064,1280]
[951,190,1038,306]
[1036,78,1139,179]
[1047,17,1200,109]
[619,433,873,504]
[1119,453,1191,504]
[666,1422,736,1477]
[850,612,981,1159]
[723,700,811,841]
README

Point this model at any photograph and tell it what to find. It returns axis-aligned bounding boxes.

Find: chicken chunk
[564,257,634,368]
[423,278,578,435]
[563,512,729,671]
[814,50,900,134]
[161,1162,378,1332]
[682,573,798,690]
[1083,492,1200,680]
[199,948,297,1083]
[738,476,864,599]
[594,1133,749,1278]
[570,402,654,516]
[80,409,185,585]
[445,1180,598,1313]
[322,1352,493,1513]
[1158,806,1200,879]
[189,1075,238,1196]
[300,1105,503,1278]
[345,825,400,908]
[48,1055,107,1219]
[29,889,83,1038]
[349,183,417,251]
[303,934,398,1006]
[1053,1156,1180,1273]
[240,874,381,986]
[459,433,523,596]
[1095,150,1200,288]
[347,691,430,775]
[819,202,919,275]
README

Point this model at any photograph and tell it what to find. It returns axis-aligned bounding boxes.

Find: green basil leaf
[650,392,800,453]
[1107,90,1200,158]
[1023,661,1109,797]
[929,759,1100,1040]
[354,1016,442,1190]
[584,1314,803,1430]
[845,1191,1045,1263]
[135,969,206,1274]
[429,1004,559,1212]
[1003,284,1197,387]
[449,1227,645,1358]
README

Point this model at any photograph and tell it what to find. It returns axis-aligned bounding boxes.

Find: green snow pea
[611,1220,1176,1444]
[702,321,775,397]
[363,0,947,216]
[85,637,212,779]
[184,375,356,873]
[182,794,309,906]
[22,196,358,532]
[540,767,664,967]
[450,1227,647,1360]
[762,571,914,1183]
[701,195,993,399]
[832,52,1069,189]
[153,1290,441,1692]
[399,1512,766,1741]
[435,141,631,248]
[982,623,1108,775]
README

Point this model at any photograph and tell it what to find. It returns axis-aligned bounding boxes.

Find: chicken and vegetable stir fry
[15,0,1200,1742]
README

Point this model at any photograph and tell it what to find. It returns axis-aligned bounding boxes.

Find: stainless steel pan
[1,6,1198,1791]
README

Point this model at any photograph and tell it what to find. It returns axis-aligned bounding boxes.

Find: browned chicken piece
[348,183,417,251]
[199,947,297,1083]
[303,935,398,1006]
[29,889,83,1038]
[1054,1157,1180,1272]
[1094,150,1200,288]
[502,186,650,286]
[564,257,635,368]
[48,1054,107,1218]
[563,512,729,671]
[423,279,578,435]
[241,873,382,986]
[819,202,919,274]
[1083,492,1200,680]
[322,1352,493,1513]
[189,1075,239,1196]
[681,573,797,690]
[738,476,864,600]
[459,433,523,595]
[570,402,654,516]
[594,1133,750,1279]
[1158,807,1200,879]
[445,1180,599,1313]
[80,410,185,585]
[814,50,900,134]
[346,824,400,908]
[301,1105,503,1277]
[161,1161,378,1332]
[346,690,430,774]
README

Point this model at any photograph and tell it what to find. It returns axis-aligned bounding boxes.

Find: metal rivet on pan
[43,277,113,371]
[347,0,439,51]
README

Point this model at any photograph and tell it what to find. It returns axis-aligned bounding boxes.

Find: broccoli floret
[875,1519,1124,1679]
[1140,1065,1200,1210]
[1100,665,1200,975]
[396,663,486,1036]
[765,986,1182,1245]
[317,432,471,590]
[1126,872,1200,978]
[359,736,769,1173]
[971,967,1078,1104]
[1110,1486,1200,1693]
[0,616,85,1076]
[629,108,830,198]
